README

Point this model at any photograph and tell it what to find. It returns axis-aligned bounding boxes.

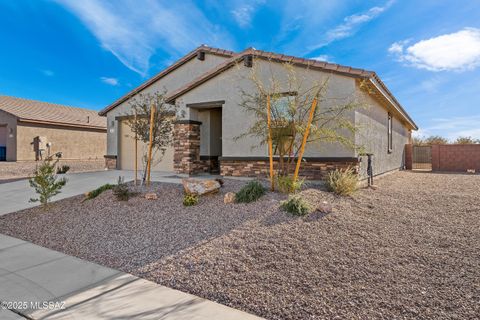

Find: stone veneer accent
[220,157,360,180]
[104,155,117,169]
[173,120,212,175]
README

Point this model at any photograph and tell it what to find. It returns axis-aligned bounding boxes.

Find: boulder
[317,201,333,214]
[224,192,236,204]
[145,193,158,200]
[182,178,221,196]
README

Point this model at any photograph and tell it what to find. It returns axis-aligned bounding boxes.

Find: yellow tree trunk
[267,95,275,191]
[146,104,155,187]
[294,98,318,182]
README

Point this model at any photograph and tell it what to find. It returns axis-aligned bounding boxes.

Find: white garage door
[119,120,174,172]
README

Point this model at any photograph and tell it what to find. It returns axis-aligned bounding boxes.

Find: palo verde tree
[124,91,182,183]
[235,62,363,189]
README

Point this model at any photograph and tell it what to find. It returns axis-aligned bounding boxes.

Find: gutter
[17,118,107,131]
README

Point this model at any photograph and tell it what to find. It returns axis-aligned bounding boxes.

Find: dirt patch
[1,172,479,319]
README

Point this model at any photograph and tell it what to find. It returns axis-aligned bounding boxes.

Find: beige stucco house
[99,46,417,179]
[0,96,106,161]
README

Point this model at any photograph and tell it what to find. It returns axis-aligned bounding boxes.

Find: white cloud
[418,116,480,141]
[56,0,233,76]
[100,77,119,86]
[231,0,265,28]
[231,5,255,27]
[308,0,395,51]
[312,55,334,63]
[41,69,54,77]
[389,28,480,71]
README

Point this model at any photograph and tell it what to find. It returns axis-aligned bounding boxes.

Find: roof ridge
[98,45,236,115]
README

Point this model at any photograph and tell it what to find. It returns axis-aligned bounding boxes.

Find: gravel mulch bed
[1,171,479,319]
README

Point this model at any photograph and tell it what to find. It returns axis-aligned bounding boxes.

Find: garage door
[119,120,174,172]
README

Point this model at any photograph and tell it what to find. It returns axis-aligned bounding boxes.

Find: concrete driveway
[0,170,185,216]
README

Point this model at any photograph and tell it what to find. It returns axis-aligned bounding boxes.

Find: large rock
[182,178,221,196]
[145,193,158,200]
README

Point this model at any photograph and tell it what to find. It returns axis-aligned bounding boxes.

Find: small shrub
[113,176,130,201]
[235,180,266,203]
[29,159,67,206]
[85,183,114,200]
[276,175,304,194]
[56,165,70,174]
[183,193,199,206]
[281,195,312,216]
[325,167,358,196]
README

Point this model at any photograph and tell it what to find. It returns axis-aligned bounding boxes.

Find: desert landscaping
[0,171,478,319]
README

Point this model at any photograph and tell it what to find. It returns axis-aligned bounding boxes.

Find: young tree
[424,135,449,145]
[124,92,182,183]
[29,158,67,206]
[454,136,479,144]
[235,62,362,185]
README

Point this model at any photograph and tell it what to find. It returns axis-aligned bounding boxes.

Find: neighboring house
[99,45,417,179]
[0,96,106,161]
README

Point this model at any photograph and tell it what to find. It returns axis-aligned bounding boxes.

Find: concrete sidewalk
[0,170,185,216]
[0,234,262,319]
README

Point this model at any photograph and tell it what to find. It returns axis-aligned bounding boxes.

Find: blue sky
[1,0,479,140]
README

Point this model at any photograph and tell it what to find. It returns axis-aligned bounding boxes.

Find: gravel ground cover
[0,171,479,319]
[0,159,104,182]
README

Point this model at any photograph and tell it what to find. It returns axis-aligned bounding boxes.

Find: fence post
[431,144,440,171]
[405,144,413,170]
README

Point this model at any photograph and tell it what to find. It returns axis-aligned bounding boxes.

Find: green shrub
[56,165,70,174]
[235,180,266,203]
[183,193,199,206]
[29,159,67,206]
[276,175,304,194]
[113,176,130,201]
[325,167,358,196]
[281,195,312,216]
[85,184,114,200]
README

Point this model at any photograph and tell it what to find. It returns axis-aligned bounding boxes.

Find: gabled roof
[0,95,106,130]
[165,48,417,130]
[98,45,235,116]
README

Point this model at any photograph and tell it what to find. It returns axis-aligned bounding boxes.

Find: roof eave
[17,118,107,131]
[368,77,418,130]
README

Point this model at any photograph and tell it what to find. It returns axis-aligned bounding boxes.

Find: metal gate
[412,145,432,170]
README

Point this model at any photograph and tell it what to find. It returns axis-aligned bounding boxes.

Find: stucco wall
[355,85,410,178]
[105,53,230,156]
[0,110,17,161]
[16,122,106,161]
[178,59,358,158]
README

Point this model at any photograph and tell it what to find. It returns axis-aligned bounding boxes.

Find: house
[99,46,417,179]
[0,96,106,162]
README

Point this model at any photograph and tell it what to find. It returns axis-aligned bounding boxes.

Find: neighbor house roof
[98,45,235,116]
[0,95,106,130]
[165,48,418,130]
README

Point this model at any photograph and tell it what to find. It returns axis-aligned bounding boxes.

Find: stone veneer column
[173,120,202,174]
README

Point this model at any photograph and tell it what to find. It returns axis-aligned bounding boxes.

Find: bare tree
[124,92,182,183]
[235,62,363,179]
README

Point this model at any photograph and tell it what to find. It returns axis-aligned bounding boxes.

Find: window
[388,113,393,153]
[270,93,296,155]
